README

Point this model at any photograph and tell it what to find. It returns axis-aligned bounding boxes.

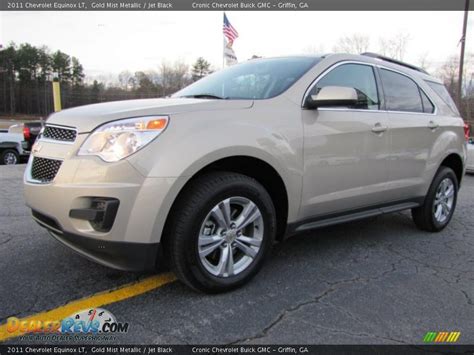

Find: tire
[163,172,276,293]
[0,149,20,165]
[411,166,458,232]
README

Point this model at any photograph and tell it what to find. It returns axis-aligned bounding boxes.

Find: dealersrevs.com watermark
[17,333,118,342]
[7,308,128,342]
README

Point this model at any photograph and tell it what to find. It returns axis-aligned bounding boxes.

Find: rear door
[300,62,390,219]
[378,68,439,201]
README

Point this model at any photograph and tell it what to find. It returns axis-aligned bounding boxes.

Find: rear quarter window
[425,81,460,115]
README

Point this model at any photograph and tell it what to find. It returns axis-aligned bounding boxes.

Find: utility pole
[457,0,470,109]
[52,72,62,112]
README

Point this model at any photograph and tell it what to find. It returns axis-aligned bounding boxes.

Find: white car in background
[0,128,29,165]
[467,139,474,174]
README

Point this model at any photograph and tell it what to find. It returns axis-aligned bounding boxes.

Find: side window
[420,89,435,114]
[380,69,423,113]
[310,64,379,110]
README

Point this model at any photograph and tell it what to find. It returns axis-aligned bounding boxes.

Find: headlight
[78,116,169,162]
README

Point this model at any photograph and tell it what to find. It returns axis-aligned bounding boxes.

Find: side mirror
[305,86,358,109]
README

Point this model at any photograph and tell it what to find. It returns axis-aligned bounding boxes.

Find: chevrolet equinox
[24,53,467,293]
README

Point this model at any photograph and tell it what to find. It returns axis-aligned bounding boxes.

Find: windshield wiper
[180,94,228,100]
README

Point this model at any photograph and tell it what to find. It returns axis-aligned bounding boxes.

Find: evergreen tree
[191,57,211,81]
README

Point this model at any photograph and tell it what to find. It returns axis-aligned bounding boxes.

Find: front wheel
[163,172,276,293]
[412,166,458,232]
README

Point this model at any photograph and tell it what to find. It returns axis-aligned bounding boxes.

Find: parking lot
[1,164,473,345]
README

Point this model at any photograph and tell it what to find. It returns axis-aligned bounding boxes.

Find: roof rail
[361,52,429,75]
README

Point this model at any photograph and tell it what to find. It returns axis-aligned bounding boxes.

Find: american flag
[223,13,239,44]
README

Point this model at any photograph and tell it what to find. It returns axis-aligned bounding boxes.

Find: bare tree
[159,61,190,96]
[437,55,459,96]
[173,61,190,89]
[435,53,474,125]
[333,34,370,54]
[436,54,474,90]
[378,33,410,60]
[417,52,431,72]
[118,70,133,90]
[302,44,326,55]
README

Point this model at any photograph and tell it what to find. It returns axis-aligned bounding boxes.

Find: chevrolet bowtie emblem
[32,143,43,154]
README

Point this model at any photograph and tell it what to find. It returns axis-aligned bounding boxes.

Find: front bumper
[24,137,178,271]
[33,210,159,271]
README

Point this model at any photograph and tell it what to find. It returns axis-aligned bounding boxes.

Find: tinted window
[420,90,435,113]
[174,57,320,100]
[426,81,459,115]
[310,64,379,110]
[380,69,423,113]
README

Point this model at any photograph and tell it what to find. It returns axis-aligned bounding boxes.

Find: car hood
[47,98,254,133]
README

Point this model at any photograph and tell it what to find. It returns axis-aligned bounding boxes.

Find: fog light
[69,198,119,232]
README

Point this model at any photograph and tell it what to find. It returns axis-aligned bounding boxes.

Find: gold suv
[24,53,467,292]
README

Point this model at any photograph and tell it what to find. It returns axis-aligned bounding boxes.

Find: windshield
[174,57,320,100]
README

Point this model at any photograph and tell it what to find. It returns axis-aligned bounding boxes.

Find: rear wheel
[0,149,19,165]
[412,166,458,232]
[163,172,276,293]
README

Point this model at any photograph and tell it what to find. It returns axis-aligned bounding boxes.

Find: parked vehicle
[0,121,43,165]
[24,53,467,293]
[23,121,44,152]
[0,129,29,165]
[467,139,474,174]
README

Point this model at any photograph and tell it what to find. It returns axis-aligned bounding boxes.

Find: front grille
[43,126,77,142]
[31,157,62,183]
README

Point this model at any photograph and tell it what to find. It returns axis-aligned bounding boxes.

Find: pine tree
[191,57,211,81]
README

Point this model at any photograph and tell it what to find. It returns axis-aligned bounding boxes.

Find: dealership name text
[7,1,309,10]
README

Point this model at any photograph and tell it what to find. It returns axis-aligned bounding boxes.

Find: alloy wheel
[198,196,264,277]
[432,177,455,224]
[4,152,18,165]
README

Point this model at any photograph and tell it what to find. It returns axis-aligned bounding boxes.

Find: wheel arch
[440,153,464,186]
[426,129,465,191]
[160,155,291,245]
[0,142,21,150]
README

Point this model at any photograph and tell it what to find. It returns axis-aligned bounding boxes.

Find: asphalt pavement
[1,165,473,344]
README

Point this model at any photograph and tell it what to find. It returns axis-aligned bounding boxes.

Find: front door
[300,62,389,220]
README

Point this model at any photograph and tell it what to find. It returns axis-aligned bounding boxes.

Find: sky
[1,11,473,80]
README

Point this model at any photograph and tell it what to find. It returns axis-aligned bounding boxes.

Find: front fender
[127,108,303,243]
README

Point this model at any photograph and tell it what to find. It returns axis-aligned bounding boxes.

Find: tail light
[464,122,470,142]
[23,126,31,141]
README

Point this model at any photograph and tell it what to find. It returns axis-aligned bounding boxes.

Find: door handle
[371,123,388,133]
[428,121,439,130]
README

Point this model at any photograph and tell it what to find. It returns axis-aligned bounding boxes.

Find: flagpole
[223,12,238,68]
[222,12,225,69]
[222,36,225,69]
